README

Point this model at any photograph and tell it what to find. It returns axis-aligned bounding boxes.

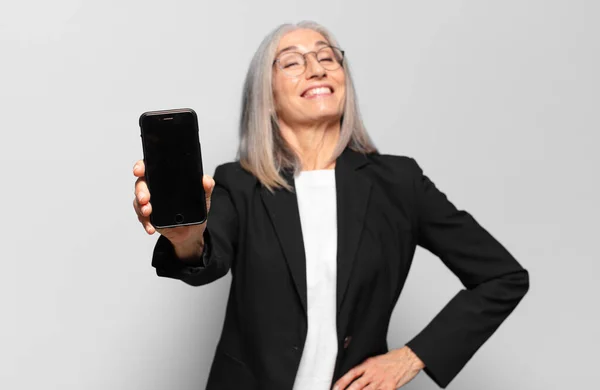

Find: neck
[278,119,340,171]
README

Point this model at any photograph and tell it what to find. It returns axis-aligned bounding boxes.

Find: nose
[305,54,326,78]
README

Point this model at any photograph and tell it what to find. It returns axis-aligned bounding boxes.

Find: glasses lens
[278,52,305,76]
[317,47,343,70]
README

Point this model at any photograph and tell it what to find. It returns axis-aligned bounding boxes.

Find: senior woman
[132,21,529,390]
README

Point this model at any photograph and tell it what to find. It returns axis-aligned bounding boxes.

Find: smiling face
[272,29,346,127]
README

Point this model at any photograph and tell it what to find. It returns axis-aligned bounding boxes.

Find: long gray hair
[238,21,377,192]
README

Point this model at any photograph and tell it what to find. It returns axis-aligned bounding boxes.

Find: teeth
[304,87,332,97]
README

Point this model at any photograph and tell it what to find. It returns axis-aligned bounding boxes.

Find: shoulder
[355,152,425,226]
[213,161,257,190]
[363,152,423,179]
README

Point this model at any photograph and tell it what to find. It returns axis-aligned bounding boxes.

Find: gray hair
[238,21,377,192]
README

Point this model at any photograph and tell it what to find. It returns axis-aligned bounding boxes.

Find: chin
[304,104,341,117]
[304,112,343,125]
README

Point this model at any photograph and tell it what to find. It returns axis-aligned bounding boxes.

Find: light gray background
[1,0,597,389]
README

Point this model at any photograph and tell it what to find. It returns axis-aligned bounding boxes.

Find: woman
[132,21,529,390]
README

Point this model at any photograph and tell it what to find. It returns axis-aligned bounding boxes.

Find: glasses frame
[273,45,345,77]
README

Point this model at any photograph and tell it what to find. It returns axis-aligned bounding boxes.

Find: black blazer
[151,147,529,389]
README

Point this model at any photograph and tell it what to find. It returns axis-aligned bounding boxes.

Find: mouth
[301,85,334,99]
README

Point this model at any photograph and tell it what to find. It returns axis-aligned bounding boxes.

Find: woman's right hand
[132,160,215,252]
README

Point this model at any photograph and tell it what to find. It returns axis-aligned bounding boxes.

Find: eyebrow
[277,40,330,56]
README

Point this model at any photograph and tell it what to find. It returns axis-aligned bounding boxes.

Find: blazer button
[343,336,352,349]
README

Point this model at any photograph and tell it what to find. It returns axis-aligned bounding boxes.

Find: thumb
[203,175,215,213]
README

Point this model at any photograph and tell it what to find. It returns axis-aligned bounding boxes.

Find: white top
[292,169,338,390]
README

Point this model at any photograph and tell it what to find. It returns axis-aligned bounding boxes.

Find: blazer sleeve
[151,164,238,287]
[404,158,530,388]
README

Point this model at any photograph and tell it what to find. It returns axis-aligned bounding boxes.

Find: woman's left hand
[332,346,425,390]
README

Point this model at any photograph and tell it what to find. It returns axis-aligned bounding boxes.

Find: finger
[133,196,152,217]
[133,197,155,234]
[136,211,153,234]
[133,197,141,216]
[346,377,369,390]
[133,197,149,218]
[134,202,149,222]
[133,160,145,177]
[139,201,152,217]
[143,220,156,235]
[203,175,215,198]
[203,175,215,212]
[134,199,152,217]
[334,366,366,390]
[135,177,150,205]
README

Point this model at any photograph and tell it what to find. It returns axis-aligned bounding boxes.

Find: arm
[151,165,238,287]
[404,158,530,388]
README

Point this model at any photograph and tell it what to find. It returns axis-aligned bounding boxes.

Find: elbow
[475,267,530,310]
[497,268,530,306]
[511,268,530,298]
[502,268,530,318]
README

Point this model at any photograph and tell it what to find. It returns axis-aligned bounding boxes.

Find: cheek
[339,89,346,107]
[337,76,346,101]
[273,78,300,108]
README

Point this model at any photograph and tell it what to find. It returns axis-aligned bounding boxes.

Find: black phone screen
[140,109,206,228]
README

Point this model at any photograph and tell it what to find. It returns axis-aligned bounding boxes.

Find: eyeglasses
[273,46,345,77]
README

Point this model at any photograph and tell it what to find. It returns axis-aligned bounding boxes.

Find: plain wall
[1,0,597,388]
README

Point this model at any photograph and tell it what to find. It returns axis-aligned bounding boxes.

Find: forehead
[277,29,329,52]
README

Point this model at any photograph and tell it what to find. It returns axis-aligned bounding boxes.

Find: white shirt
[292,169,338,390]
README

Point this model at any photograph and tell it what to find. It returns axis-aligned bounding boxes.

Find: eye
[284,62,301,68]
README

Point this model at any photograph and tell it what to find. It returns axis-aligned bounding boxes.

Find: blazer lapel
[259,148,372,317]
[335,148,372,313]
[260,174,308,314]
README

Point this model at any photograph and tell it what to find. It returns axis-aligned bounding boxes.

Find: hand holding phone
[135,107,213,260]
[133,159,215,259]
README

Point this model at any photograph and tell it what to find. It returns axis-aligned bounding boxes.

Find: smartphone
[139,108,207,229]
